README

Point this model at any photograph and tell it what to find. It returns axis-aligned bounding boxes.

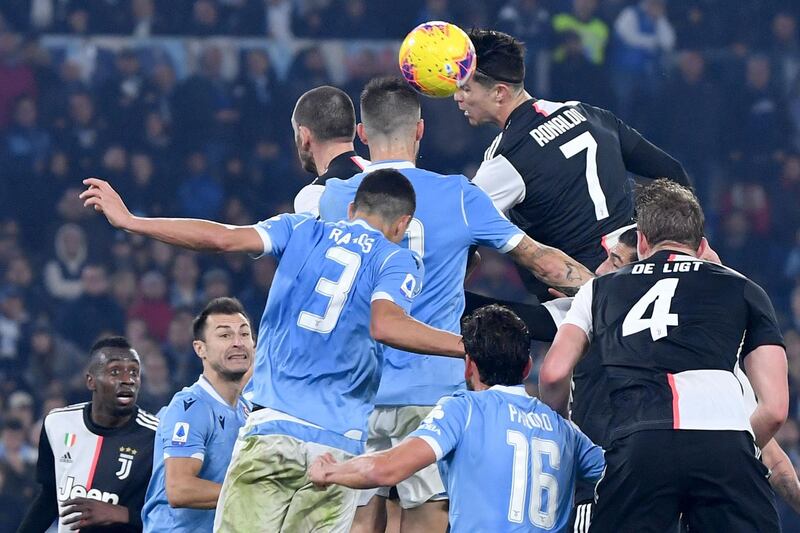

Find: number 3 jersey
[36,402,157,533]
[244,214,423,453]
[319,161,524,407]
[563,250,785,443]
[409,385,604,532]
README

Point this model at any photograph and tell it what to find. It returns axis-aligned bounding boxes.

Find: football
[398,21,476,98]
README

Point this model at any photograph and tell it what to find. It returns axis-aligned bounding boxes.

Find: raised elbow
[538,361,566,390]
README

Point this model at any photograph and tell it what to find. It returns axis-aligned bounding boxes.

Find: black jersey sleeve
[17,423,58,533]
[615,116,692,188]
[741,280,785,356]
[463,291,558,341]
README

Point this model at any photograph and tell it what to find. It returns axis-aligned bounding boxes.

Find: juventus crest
[116,446,137,480]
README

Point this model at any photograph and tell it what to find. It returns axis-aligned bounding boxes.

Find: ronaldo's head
[454,30,526,126]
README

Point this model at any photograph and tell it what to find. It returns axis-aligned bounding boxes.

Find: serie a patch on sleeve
[172,422,190,445]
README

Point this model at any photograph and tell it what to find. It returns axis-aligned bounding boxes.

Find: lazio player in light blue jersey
[316,76,595,530]
[142,298,253,533]
[309,305,605,533]
[80,170,465,533]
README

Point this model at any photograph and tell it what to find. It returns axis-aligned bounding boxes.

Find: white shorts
[213,409,358,532]
[357,405,447,510]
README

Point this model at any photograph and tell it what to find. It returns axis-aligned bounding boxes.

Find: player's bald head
[360,76,421,137]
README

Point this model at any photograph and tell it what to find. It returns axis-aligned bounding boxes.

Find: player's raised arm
[371,299,464,357]
[508,236,594,297]
[80,178,264,254]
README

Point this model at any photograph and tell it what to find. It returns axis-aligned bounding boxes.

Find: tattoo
[552,285,580,297]
[565,262,582,282]
[509,236,594,292]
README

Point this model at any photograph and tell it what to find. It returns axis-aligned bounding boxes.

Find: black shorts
[590,430,778,533]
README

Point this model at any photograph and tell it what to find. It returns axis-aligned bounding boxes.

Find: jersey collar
[489,384,530,397]
[348,218,381,234]
[198,374,238,409]
[363,160,415,171]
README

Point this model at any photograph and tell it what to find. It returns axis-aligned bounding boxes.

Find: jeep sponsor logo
[58,476,119,504]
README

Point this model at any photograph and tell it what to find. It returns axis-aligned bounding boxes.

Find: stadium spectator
[43,223,87,303]
[128,0,167,37]
[2,95,50,180]
[177,151,225,220]
[128,270,173,342]
[770,12,799,96]
[23,324,84,393]
[550,30,614,107]
[0,33,36,130]
[235,48,284,146]
[656,50,720,204]
[552,0,609,65]
[609,0,676,119]
[58,264,125,349]
[170,253,201,309]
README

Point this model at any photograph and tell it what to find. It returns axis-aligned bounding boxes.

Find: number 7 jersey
[245,214,423,450]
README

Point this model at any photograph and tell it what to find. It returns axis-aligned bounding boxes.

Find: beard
[297,145,318,175]
[210,359,248,382]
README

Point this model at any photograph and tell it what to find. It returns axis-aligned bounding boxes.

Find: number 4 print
[622,278,680,341]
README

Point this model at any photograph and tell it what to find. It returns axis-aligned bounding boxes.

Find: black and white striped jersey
[472,99,690,273]
[563,250,784,444]
[30,402,157,533]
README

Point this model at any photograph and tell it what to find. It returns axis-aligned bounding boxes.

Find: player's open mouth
[227,353,248,361]
[116,391,135,405]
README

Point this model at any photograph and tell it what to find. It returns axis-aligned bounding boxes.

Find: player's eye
[241,332,251,337]
[110,369,119,376]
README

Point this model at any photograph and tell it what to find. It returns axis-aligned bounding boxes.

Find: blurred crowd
[1,0,800,529]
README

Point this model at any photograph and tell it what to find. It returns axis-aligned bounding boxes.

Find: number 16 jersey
[245,214,423,453]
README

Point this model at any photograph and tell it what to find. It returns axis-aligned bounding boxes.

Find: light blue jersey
[244,213,422,454]
[319,161,524,405]
[142,376,248,533]
[410,385,605,533]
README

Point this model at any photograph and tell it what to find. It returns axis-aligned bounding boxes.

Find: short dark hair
[461,305,530,387]
[353,169,416,223]
[90,336,132,355]
[618,227,638,250]
[635,179,704,249]
[360,76,420,136]
[294,86,356,142]
[88,336,135,375]
[468,29,526,89]
[193,297,249,341]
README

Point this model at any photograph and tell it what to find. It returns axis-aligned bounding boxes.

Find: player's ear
[356,123,368,145]
[86,372,96,392]
[394,214,412,241]
[522,356,533,381]
[636,230,648,260]
[415,119,424,141]
[193,339,205,359]
[299,125,313,148]
[347,201,356,220]
[696,237,709,259]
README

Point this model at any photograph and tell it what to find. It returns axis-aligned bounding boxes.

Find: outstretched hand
[308,452,338,488]
[79,177,133,229]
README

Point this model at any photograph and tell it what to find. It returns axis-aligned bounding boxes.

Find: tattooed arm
[507,236,594,296]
